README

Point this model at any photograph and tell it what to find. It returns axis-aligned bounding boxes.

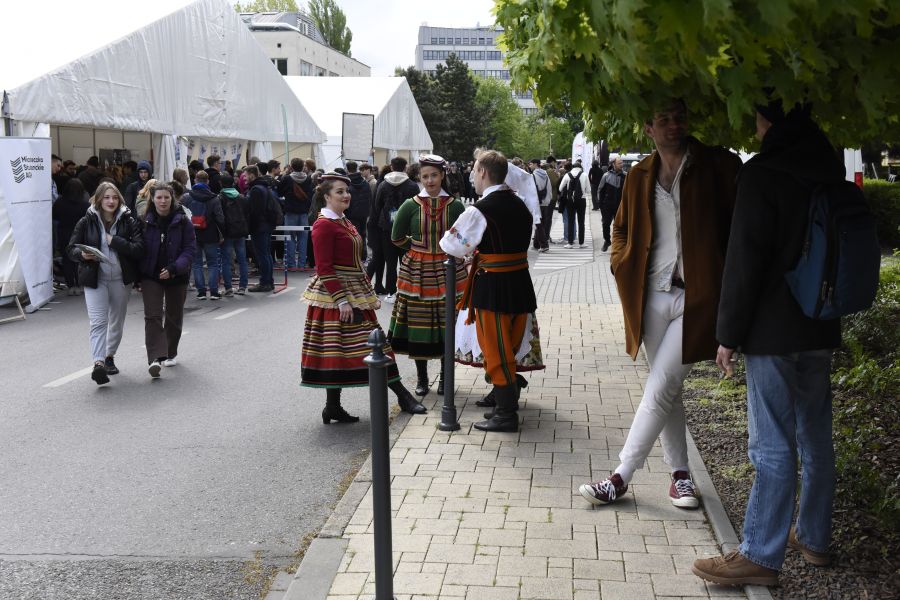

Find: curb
[686,430,774,600]
[265,407,413,600]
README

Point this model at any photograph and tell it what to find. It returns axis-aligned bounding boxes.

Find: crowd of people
[51,94,843,589]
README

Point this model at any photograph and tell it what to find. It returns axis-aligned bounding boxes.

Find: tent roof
[283,76,432,152]
[4,0,324,144]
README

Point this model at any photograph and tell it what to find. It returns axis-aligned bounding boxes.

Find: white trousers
[617,288,693,482]
[84,277,130,362]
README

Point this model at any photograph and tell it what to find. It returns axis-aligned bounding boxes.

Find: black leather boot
[414,359,429,396]
[480,375,528,414]
[322,388,359,424]
[391,381,427,414]
[474,385,518,432]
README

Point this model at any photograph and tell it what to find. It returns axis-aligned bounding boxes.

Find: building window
[439,37,445,44]
[328,71,338,77]
[463,37,469,44]
[479,37,485,45]
[299,60,312,76]
[316,66,326,76]
[272,58,287,76]
[487,38,493,46]
[431,37,437,44]
[522,107,539,116]
[455,37,461,44]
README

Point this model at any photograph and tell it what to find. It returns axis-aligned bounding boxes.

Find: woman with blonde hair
[135,178,158,218]
[67,182,144,384]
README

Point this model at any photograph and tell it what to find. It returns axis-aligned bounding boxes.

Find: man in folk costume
[440,149,537,433]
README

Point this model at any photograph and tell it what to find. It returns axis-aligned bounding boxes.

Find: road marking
[214,308,248,320]
[43,367,93,388]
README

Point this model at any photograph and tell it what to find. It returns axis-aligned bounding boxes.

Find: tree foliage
[495,0,900,149]
[308,0,352,56]
[475,76,522,155]
[234,0,299,11]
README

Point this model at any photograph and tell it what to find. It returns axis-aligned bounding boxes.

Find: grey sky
[0,0,497,89]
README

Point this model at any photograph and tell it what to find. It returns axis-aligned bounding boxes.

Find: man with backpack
[185,170,225,299]
[279,157,313,271]
[597,157,626,251]
[529,158,552,252]
[218,173,251,296]
[345,161,372,263]
[368,156,418,303]
[245,165,281,292]
[558,161,590,248]
[692,101,876,586]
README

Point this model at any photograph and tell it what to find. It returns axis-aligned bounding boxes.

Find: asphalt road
[0,271,419,600]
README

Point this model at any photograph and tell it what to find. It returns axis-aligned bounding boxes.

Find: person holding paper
[67,182,144,385]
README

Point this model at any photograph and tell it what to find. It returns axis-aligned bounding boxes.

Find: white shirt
[320,207,344,219]
[439,184,507,258]
[648,151,690,291]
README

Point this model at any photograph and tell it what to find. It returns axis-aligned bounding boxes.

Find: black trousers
[591,183,600,210]
[381,229,403,294]
[535,205,554,249]
[366,222,385,293]
[600,199,620,244]
[566,198,587,245]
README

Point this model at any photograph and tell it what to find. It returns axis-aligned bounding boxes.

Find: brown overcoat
[610,138,741,364]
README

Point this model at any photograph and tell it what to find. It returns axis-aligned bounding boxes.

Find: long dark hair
[61,178,87,203]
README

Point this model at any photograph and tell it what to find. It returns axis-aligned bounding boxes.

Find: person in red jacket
[300,173,425,423]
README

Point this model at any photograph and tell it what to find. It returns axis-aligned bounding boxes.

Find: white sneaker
[384,294,396,304]
[564,243,573,249]
[148,361,161,378]
[579,244,587,248]
[163,357,177,367]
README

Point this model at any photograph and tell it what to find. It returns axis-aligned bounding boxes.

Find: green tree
[431,54,481,160]
[234,0,299,11]
[475,76,524,156]
[495,0,900,149]
[308,0,352,56]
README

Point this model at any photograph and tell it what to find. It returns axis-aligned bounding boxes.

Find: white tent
[0,0,324,300]
[282,76,433,170]
[2,0,324,178]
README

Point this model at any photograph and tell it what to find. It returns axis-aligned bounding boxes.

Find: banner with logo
[0,137,53,311]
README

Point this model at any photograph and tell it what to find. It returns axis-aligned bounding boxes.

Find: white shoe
[564,243,573,249]
[579,244,587,248]
[148,361,161,378]
[163,357,177,367]
[384,294,396,304]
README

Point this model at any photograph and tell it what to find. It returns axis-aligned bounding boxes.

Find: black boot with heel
[476,374,528,408]
[322,388,360,424]
[474,384,519,433]
[390,381,427,414]
[414,359,430,396]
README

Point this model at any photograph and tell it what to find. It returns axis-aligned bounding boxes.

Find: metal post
[439,257,460,431]
[364,330,396,600]
[3,91,14,137]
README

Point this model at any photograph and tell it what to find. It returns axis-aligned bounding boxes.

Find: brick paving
[323,213,744,599]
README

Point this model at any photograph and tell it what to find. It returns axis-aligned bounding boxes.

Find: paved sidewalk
[284,214,747,600]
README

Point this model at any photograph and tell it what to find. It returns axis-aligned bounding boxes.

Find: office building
[415,25,538,115]
[241,12,370,78]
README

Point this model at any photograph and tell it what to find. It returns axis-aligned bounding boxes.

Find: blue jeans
[221,238,249,290]
[740,350,835,570]
[562,206,570,241]
[192,242,220,294]
[284,212,309,268]
[252,228,274,287]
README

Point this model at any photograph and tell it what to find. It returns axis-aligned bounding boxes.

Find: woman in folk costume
[453,160,545,411]
[389,155,468,396]
[301,173,425,424]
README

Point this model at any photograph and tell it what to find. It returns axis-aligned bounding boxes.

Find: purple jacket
[140,207,196,282]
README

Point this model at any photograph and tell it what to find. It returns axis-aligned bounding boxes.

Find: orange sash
[458,252,529,324]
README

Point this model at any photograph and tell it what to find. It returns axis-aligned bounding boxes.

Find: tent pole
[281,104,289,163]
[2,91,13,137]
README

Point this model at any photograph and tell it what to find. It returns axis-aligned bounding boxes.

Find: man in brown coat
[578,100,741,510]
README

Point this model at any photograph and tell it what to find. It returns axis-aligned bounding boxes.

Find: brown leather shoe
[788,528,831,566]
[692,550,778,586]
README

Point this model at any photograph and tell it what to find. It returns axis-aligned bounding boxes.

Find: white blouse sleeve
[440,206,487,258]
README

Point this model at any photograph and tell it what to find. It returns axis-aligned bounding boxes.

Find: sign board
[341,113,375,163]
[0,137,53,311]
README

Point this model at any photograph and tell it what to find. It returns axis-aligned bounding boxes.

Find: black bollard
[364,329,396,600]
[439,256,460,432]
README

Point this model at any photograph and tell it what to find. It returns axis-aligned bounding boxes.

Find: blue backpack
[785,180,881,320]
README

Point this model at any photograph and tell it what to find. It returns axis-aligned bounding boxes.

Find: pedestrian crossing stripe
[533,213,595,271]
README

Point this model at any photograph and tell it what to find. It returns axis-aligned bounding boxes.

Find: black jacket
[205,167,223,194]
[185,184,225,245]
[371,173,419,231]
[346,172,372,223]
[717,115,844,354]
[53,193,90,253]
[471,188,537,314]
[66,207,144,288]
[279,172,313,215]
[248,176,277,230]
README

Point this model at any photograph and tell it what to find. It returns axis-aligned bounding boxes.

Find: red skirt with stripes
[301,306,401,389]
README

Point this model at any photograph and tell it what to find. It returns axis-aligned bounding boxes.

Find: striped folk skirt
[301,306,401,388]
[389,250,467,359]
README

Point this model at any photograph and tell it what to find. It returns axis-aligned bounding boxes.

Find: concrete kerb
[266,408,414,600]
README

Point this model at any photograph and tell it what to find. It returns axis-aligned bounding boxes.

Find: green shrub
[862,179,900,250]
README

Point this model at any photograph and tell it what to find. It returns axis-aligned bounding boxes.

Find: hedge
[863,179,900,249]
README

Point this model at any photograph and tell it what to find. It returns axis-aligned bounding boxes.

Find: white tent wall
[269,142,320,165]
[5,0,324,144]
[0,193,25,297]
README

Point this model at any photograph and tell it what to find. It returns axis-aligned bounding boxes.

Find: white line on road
[214,308,249,320]
[43,367,93,388]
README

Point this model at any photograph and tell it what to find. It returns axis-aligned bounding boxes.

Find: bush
[863,179,900,250]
